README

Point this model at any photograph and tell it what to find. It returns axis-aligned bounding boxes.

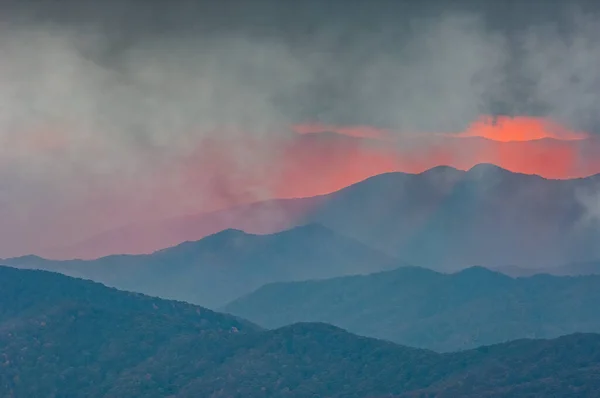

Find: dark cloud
[1,0,600,256]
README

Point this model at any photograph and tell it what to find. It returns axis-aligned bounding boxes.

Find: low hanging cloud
[0,26,310,175]
[519,9,600,134]
[1,0,600,256]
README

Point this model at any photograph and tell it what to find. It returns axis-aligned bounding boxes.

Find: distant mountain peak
[274,321,347,335]
[207,228,248,238]
[270,222,335,236]
[453,265,512,280]
[467,163,512,176]
[421,165,463,175]
[163,227,250,251]
[2,254,49,265]
[161,223,338,254]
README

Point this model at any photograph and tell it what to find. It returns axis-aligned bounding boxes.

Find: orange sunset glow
[11,114,600,260]
[176,115,600,210]
[294,116,590,143]
[292,123,392,140]
[455,116,590,142]
[281,116,600,196]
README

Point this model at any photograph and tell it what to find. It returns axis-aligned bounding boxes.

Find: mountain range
[41,163,600,271]
[3,224,400,308]
[42,197,325,260]
[33,129,600,261]
[6,164,600,309]
[302,164,600,270]
[2,265,599,398]
[223,265,600,352]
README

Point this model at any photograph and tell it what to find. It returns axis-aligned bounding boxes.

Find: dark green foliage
[224,266,600,351]
[1,266,599,398]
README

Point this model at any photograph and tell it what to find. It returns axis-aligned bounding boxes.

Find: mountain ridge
[301,163,600,269]
[37,161,600,261]
[2,265,600,397]
[223,265,600,351]
[3,224,401,308]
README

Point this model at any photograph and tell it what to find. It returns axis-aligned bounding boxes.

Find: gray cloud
[518,9,600,133]
[1,0,600,256]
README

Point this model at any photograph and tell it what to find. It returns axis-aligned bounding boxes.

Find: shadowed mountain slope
[3,224,401,308]
[1,266,600,398]
[224,265,600,351]
[42,163,600,271]
[302,165,600,270]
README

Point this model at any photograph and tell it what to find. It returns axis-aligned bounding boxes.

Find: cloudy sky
[1,0,600,257]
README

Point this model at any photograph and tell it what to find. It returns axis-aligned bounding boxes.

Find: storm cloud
[0,0,599,256]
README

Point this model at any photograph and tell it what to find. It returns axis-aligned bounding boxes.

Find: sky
[1,0,600,257]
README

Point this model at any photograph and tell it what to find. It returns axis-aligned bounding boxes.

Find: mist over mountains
[4,224,400,308]
[5,167,600,397]
[32,131,600,261]
[3,1,600,396]
[3,0,600,257]
[31,164,600,271]
[303,164,600,269]
[43,197,325,260]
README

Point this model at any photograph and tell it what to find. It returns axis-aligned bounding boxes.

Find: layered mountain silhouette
[1,266,599,398]
[304,164,600,270]
[3,224,400,308]
[42,197,325,260]
[43,164,600,271]
[39,131,600,261]
[224,265,600,352]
